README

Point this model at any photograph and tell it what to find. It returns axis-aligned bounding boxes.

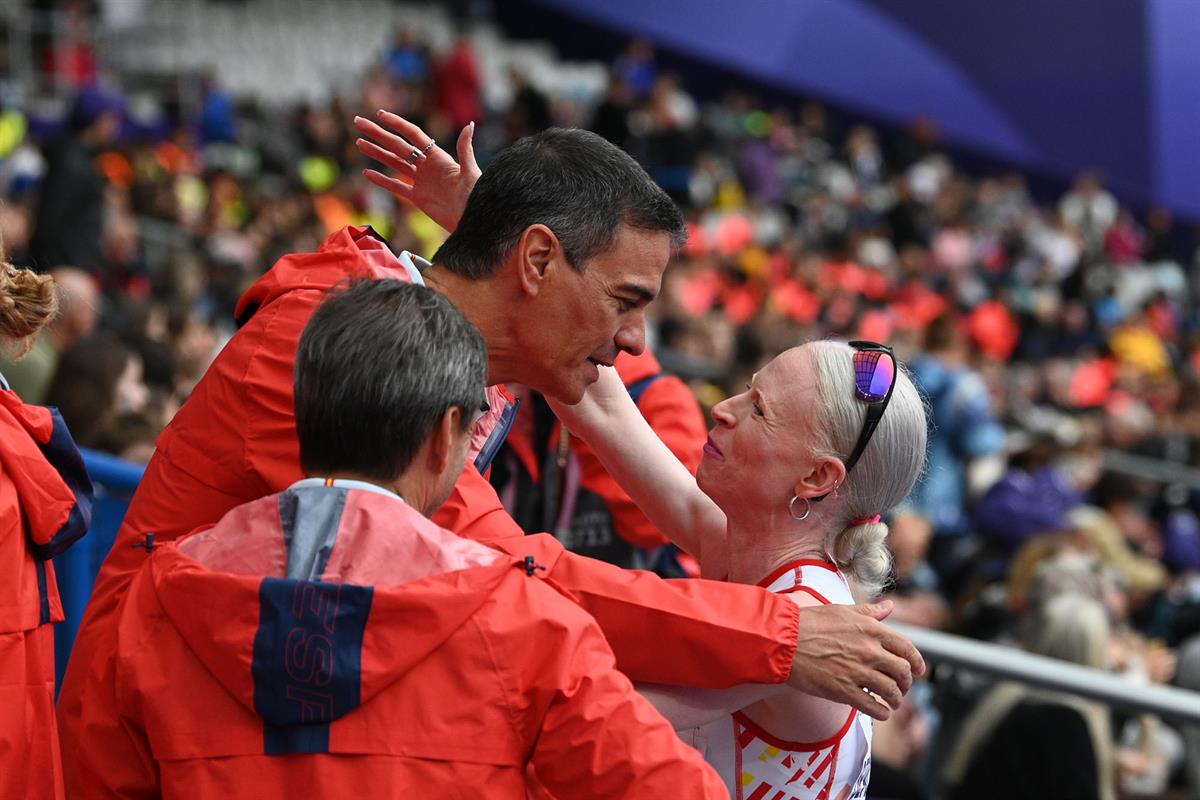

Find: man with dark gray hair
[72,279,727,797]
[61,125,922,791]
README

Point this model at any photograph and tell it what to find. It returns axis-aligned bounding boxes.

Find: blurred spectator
[384,27,430,83]
[910,313,1006,547]
[973,433,1081,559]
[884,509,949,629]
[870,690,932,800]
[591,73,634,146]
[1090,472,1165,564]
[945,593,1115,800]
[43,330,150,452]
[1174,635,1200,797]
[1143,207,1177,264]
[40,1,98,89]
[1109,304,1172,377]
[0,266,98,403]
[614,37,658,99]
[1060,171,1118,254]
[29,84,122,277]
[1070,505,1167,603]
[432,35,481,130]
[504,68,552,141]
[198,73,237,145]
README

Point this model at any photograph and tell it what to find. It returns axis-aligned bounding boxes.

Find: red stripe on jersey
[737,719,758,749]
[734,708,857,752]
[804,749,837,789]
[757,559,840,588]
[782,584,834,606]
[746,782,774,800]
[817,740,842,800]
[734,716,745,800]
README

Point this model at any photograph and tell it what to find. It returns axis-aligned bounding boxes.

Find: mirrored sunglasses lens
[854,350,895,402]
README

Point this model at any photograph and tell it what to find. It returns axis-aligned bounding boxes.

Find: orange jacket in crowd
[57,226,799,793]
[74,482,726,797]
[0,383,92,800]
[496,347,707,564]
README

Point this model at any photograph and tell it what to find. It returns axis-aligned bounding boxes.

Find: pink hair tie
[848,515,881,526]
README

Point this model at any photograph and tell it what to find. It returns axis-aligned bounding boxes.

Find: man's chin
[534,363,595,405]
[555,382,589,405]
[535,376,588,405]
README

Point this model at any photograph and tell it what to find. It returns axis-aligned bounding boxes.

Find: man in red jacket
[60,127,922,791]
[73,280,726,797]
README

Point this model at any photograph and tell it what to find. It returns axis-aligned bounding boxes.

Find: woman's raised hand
[354,111,480,233]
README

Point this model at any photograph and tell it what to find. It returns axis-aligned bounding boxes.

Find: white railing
[1102,449,1200,491]
[893,622,1200,724]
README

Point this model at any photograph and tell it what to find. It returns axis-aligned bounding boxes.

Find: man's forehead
[597,227,671,286]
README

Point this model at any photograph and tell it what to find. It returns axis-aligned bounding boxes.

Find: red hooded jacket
[74,483,726,798]
[0,384,91,800]
[58,227,799,791]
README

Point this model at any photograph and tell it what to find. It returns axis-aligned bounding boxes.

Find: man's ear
[515,224,561,298]
[793,456,847,501]
[426,406,465,475]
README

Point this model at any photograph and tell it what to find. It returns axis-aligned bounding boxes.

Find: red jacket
[0,385,91,800]
[58,227,799,792]
[499,348,707,552]
[74,484,726,798]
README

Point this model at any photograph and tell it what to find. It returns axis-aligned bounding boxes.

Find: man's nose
[614,316,646,356]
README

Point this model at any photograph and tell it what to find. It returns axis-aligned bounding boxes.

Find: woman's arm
[548,366,728,574]
[637,682,787,730]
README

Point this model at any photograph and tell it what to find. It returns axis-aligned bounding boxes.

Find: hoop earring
[789,495,812,522]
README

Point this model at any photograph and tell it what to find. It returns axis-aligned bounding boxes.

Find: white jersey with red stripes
[681,560,872,800]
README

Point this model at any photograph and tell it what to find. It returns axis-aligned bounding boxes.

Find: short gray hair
[295,280,487,482]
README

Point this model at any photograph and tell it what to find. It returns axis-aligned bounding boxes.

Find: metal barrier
[893,622,1200,725]
[51,443,1200,722]
[1102,449,1200,492]
[53,448,145,688]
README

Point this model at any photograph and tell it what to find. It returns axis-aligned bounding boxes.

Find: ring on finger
[405,139,436,165]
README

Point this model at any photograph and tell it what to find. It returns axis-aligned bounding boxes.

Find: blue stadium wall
[517,0,1200,219]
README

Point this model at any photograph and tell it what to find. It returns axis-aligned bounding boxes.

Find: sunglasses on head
[814,340,897,501]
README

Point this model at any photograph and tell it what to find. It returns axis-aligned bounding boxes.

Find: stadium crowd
[4,8,1200,798]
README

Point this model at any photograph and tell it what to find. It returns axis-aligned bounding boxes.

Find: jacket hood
[234,226,411,326]
[149,486,515,727]
[0,387,91,556]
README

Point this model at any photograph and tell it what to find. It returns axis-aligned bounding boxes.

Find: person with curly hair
[0,261,92,800]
